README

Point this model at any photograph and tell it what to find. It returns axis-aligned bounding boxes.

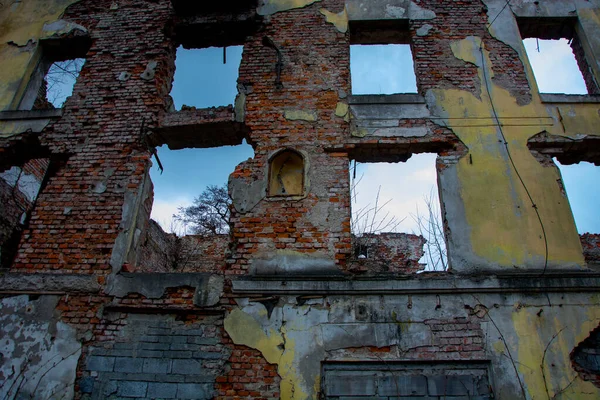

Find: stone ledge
[0,272,100,293]
[0,109,63,120]
[540,93,600,103]
[106,273,224,307]
[349,94,425,105]
[231,272,600,295]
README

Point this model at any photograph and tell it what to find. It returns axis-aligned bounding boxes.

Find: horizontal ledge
[0,109,63,120]
[349,94,425,105]
[104,305,224,315]
[231,272,600,295]
[0,273,100,293]
[540,93,600,103]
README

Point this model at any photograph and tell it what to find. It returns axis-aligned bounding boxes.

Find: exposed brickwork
[572,34,600,95]
[228,0,352,274]
[215,345,281,399]
[1,1,598,399]
[581,233,600,264]
[0,158,49,268]
[136,219,228,272]
[349,233,426,274]
[10,0,175,274]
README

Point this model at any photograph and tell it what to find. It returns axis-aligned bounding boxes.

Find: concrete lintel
[231,272,600,295]
[0,109,63,120]
[540,93,600,103]
[349,94,425,105]
[0,273,100,293]
[107,273,223,307]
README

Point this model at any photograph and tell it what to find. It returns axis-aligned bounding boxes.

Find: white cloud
[523,38,588,94]
[352,154,441,234]
[150,196,193,234]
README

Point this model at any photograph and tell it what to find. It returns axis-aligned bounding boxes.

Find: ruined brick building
[1,0,600,398]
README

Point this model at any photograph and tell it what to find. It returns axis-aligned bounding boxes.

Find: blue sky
[48,41,599,236]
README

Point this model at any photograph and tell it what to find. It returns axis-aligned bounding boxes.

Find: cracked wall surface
[0,295,81,400]
[0,0,599,399]
[224,290,600,399]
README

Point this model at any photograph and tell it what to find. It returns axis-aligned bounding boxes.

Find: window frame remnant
[517,17,600,95]
[267,148,306,198]
[348,19,418,95]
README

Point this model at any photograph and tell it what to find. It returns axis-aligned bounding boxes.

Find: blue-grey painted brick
[157,374,186,383]
[104,372,157,381]
[165,350,193,358]
[148,382,178,398]
[378,375,427,396]
[158,336,174,343]
[177,383,211,399]
[79,377,95,393]
[140,335,160,343]
[187,337,218,345]
[170,343,201,351]
[141,342,170,351]
[103,380,118,396]
[117,381,148,398]
[136,350,163,357]
[173,328,204,336]
[184,374,216,383]
[143,358,171,374]
[171,359,202,375]
[148,328,171,335]
[328,374,377,396]
[171,336,188,344]
[114,342,135,350]
[114,357,143,373]
[192,351,223,360]
[87,356,115,372]
[428,375,474,396]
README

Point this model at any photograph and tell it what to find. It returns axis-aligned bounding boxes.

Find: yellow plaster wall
[224,308,309,400]
[511,302,600,399]
[433,36,591,268]
[0,0,79,111]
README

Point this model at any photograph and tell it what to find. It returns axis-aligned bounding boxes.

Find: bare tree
[173,184,230,236]
[411,189,448,271]
[45,58,85,108]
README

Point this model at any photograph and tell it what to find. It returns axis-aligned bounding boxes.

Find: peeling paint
[284,109,318,122]
[224,297,434,399]
[334,102,348,118]
[320,7,348,33]
[429,36,587,270]
[258,0,321,16]
[511,303,600,399]
[0,295,81,400]
[0,0,81,111]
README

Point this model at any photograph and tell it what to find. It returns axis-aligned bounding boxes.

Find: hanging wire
[477,40,549,274]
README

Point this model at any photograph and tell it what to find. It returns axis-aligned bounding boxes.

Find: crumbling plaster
[224,289,600,399]
[0,295,81,400]
[0,0,81,111]
[429,34,595,271]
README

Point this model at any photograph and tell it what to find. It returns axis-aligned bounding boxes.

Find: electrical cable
[486,0,513,30]
[478,41,549,275]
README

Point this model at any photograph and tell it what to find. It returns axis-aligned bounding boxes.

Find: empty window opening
[350,44,417,95]
[351,153,447,271]
[0,159,50,268]
[523,38,588,94]
[555,159,600,234]
[149,141,254,235]
[171,46,243,110]
[268,149,305,197]
[42,58,85,108]
[518,17,599,95]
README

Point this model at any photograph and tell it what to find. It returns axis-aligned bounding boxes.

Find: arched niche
[268,149,305,197]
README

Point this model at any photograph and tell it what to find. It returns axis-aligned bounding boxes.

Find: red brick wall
[228,0,352,274]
